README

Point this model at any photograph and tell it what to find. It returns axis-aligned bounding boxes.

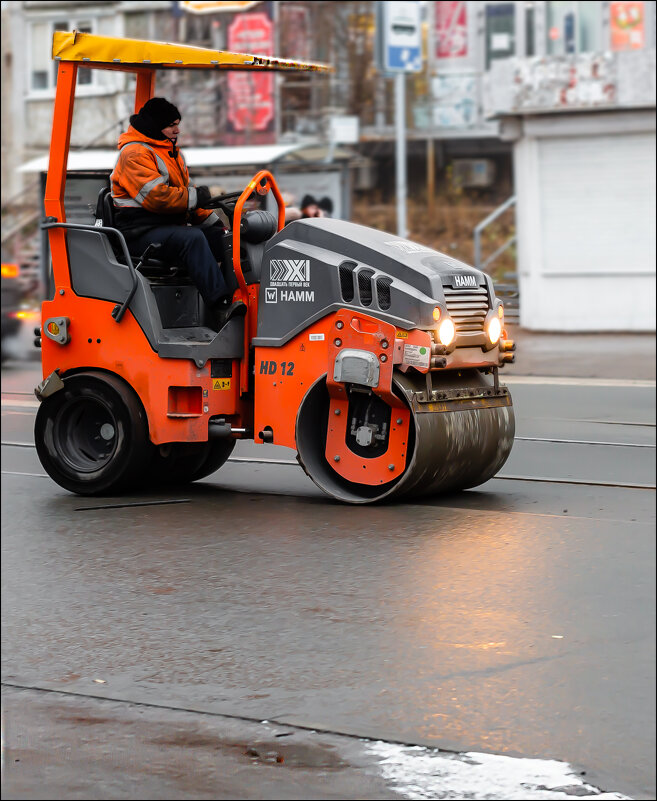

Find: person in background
[300,194,321,218]
[318,196,334,218]
[282,192,302,223]
[111,97,244,326]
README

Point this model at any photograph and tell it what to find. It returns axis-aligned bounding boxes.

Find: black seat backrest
[95,186,114,227]
[102,190,115,228]
[94,186,179,275]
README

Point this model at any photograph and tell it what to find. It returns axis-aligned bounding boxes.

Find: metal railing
[473,195,516,272]
[473,195,518,324]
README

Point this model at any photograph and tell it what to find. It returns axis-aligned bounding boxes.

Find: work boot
[215,300,247,328]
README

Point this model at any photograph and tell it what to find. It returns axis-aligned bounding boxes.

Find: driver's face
[162,120,181,141]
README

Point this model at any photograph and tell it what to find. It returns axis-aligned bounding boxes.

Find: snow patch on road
[366,742,631,800]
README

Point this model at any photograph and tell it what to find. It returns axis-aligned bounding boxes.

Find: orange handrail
[232,170,284,302]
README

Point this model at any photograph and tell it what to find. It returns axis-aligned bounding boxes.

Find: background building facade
[1,0,655,329]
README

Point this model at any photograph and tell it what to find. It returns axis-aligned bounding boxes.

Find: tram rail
[2,441,655,491]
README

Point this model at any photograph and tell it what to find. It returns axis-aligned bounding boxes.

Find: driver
[111,97,244,323]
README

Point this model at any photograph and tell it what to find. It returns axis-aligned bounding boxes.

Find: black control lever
[134,242,162,270]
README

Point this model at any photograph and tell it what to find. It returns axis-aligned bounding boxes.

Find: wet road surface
[1,363,655,799]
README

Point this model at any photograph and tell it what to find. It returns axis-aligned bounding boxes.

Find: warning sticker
[395,330,409,338]
[403,344,430,368]
[213,378,231,391]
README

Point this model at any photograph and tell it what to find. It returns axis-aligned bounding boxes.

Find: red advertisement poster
[279,4,311,61]
[610,1,645,50]
[435,1,468,59]
[227,10,275,139]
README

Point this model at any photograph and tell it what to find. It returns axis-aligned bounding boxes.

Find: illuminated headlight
[438,318,456,347]
[487,316,502,345]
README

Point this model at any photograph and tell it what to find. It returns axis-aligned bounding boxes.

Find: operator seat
[95,186,185,277]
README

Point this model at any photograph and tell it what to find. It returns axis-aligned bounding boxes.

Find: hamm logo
[452,274,478,289]
[385,240,433,255]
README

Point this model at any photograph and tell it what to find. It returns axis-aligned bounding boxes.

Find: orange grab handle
[232,170,285,302]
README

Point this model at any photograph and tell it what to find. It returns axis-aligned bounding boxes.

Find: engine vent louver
[337,265,390,311]
[376,277,392,310]
[357,269,374,306]
[443,285,489,333]
[339,263,355,302]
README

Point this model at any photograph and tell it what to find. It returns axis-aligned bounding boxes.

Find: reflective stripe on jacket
[110,126,219,234]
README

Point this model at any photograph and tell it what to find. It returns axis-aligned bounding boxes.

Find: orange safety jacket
[110,126,219,236]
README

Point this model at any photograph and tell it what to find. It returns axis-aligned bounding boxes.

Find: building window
[546,2,603,55]
[30,19,102,93]
[485,3,516,70]
[525,3,536,56]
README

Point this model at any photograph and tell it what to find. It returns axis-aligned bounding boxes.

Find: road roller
[34,31,516,504]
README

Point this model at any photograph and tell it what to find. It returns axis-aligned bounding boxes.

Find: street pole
[273,0,281,143]
[395,71,407,239]
[427,137,435,218]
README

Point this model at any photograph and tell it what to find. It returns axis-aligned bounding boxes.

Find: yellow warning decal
[395,330,409,338]
[213,378,231,391]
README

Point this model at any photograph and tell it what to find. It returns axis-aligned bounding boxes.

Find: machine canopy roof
[52,31,332,73]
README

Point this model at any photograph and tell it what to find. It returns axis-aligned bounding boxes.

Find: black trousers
[128,224,235,307]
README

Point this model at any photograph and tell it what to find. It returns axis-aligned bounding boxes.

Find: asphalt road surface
[2,362,655,800]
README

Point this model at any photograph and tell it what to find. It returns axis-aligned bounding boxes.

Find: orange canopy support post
[44,60,78,291]
[232,171,285,394]
[134,70,156,112]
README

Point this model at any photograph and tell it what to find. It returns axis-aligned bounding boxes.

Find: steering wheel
[203,191,245,229]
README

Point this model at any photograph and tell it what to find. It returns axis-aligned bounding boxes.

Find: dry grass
[351,193,516,283]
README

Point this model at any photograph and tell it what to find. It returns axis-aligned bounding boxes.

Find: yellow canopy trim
[52,31,332,73]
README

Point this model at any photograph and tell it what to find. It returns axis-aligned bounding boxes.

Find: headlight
[487,316,502,345]
[438,318,456,347]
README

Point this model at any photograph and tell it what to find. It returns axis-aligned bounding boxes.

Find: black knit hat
[318,196,333,214]
[300,194,317,209]
[130,97,181,140]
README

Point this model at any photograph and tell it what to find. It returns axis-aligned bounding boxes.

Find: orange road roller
[34,31,515,504]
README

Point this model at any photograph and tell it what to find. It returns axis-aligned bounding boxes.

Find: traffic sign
[380,1,422,74]
[227,12,275,132]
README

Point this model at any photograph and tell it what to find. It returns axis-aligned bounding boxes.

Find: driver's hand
[194,185,212,209]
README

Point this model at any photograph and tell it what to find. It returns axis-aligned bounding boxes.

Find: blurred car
[1,256,41,363]
[1,260,23,362]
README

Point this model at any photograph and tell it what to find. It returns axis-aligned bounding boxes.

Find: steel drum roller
[296,369,515,504]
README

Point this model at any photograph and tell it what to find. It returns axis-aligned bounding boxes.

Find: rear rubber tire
[145,442,210,487]
[188,439,235,482]
[34,371,152,496]
[145,439,235,486]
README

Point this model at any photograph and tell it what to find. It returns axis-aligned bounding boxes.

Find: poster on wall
[432,74,477,127]
[434,1,468,59]
[226,6,275,144]
[610,1,645,50]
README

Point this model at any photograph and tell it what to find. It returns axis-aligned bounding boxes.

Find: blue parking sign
[382,1,422,74]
